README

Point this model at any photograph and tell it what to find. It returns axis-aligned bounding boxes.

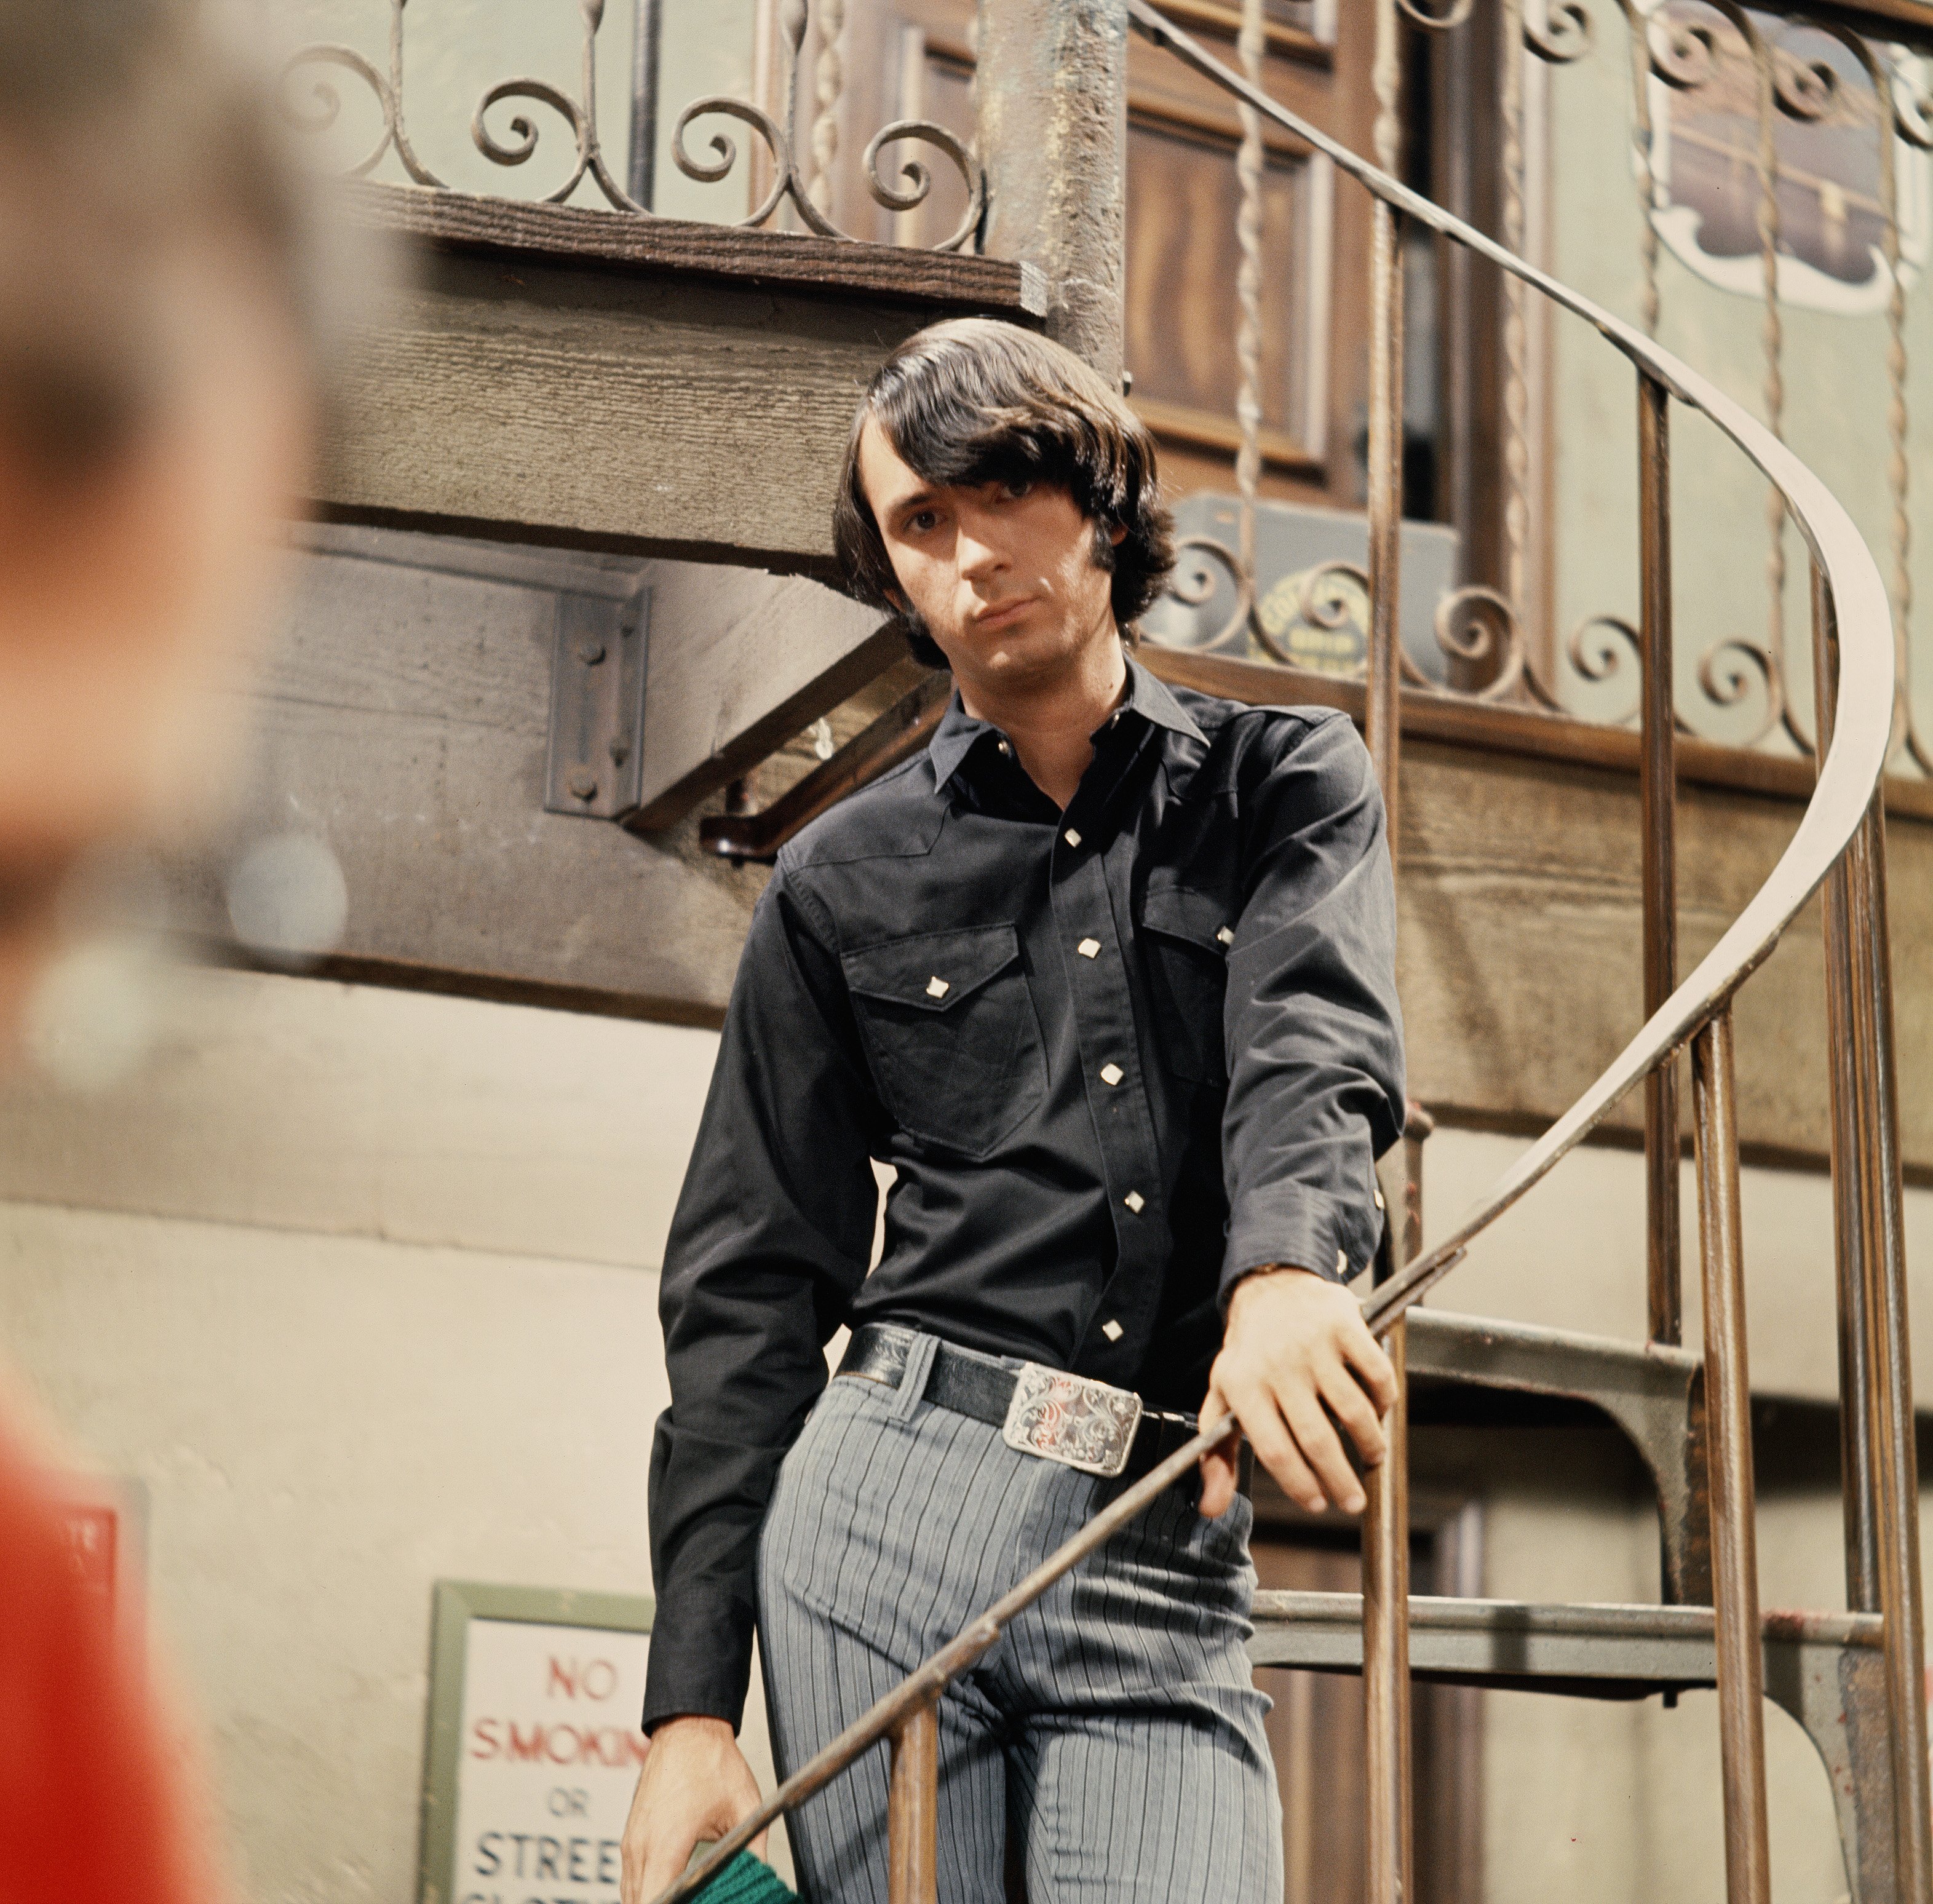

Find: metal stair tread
[1248,1590,1881,1694]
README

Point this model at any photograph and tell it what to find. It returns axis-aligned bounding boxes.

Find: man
[624,318,1404,1904]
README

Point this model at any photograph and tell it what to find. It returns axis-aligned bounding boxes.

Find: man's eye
[907,509,939,533]
[1001,478,1033,501]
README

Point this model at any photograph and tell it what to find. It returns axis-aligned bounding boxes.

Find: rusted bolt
[568,771,598,801]
[579,640,606,665]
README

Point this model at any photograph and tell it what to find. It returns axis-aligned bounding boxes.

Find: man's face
[856,418,1124,695]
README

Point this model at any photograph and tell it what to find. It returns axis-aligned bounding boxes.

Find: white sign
[450,1617,652,1904]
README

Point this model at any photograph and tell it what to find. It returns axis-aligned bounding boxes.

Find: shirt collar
[926,654,1205,794]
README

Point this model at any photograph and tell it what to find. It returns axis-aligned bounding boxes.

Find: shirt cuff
[1220,1182,1381,1308]
[640,1583,758,1735]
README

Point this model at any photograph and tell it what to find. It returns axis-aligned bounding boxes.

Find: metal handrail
[644,7,1905,1902]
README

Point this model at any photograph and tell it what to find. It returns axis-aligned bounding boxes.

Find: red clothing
[0,1414,218,1902]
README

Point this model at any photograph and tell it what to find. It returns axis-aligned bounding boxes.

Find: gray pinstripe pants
[757,1331,1283,1903]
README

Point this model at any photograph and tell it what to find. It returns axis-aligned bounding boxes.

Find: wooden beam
[313,186,1045,574]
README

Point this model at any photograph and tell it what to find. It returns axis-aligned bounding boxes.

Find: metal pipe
[886,1700,940,1904]
[1638,370,1682,1354]
[1362,10,1411,1875]
[627,0,662,208]
[1691,1007,1771,1904]
[1362,1304,1413,1904]
[1811,560,1881,1614]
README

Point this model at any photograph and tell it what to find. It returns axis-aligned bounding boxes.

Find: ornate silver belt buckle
[1001,1364,1144,1478]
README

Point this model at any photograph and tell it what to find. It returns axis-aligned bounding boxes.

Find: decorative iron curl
[1646,9,1723,92]
[474,78,595,200]
[1694,635,1782,746]
[863,122,987,254]
[1891,52,1933,152]
[280,46,397,181]
[1523,614,1643,721]
[1526,2,1594,65]
[1292,559,1371,673]
[1769,44,1838,123]
[1430,585,1530,700]
[1157,536,1258,656]
[674,97,796,230]
[285,0,983,252]
[279,0,443,189]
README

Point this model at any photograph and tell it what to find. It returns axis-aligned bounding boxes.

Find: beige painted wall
[0,963,1923,1902]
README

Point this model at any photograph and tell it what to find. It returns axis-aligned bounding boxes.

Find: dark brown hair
[832,317,1175,667]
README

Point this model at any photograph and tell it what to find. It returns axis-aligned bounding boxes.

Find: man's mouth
[969,597,1036,631]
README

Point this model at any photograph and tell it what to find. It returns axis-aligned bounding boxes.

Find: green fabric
[691,1850,801,1904]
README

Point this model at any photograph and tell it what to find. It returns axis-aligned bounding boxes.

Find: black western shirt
[643,657,1405,1731]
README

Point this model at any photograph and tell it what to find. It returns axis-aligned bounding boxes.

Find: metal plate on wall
[544,589,650,820]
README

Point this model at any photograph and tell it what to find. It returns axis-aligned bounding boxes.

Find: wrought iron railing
[650,4,1926,1902]
[1141,0,1933,782]
[280,0,984,250]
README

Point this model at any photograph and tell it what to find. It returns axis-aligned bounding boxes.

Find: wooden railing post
[886,1699,940,1904]
[1691,1008,1771,1904]
[975,0,1129,381]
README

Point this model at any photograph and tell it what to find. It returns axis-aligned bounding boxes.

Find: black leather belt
[837,1323,1205,1486]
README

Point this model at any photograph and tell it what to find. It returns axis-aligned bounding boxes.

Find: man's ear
[1108,523,1129,547]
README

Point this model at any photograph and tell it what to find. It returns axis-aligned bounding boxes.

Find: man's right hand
[619,1715,768,1904]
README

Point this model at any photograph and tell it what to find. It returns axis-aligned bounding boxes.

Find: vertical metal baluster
[627,0,662,207]
[1363,7,1411,1902]
[1691,1007,1771,1904]
[1811,563,1881,1614]
[1843,793,1933,1898]
[1638,371,1681,1358]
[886,1700,939,1904]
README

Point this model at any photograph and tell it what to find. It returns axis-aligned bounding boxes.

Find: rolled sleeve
[643,868,881,1733]
[1218,713,1405,1304]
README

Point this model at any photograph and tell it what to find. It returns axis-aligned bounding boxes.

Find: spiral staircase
[629,6,1930,1903]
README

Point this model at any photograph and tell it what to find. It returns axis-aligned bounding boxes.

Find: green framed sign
[418,1580,655,1904]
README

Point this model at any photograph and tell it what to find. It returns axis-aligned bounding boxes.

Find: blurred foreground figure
[0,0,314,1034]
[0,0,317,1892]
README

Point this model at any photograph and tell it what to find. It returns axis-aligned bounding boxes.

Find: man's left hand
[1199,1267,1399,1519]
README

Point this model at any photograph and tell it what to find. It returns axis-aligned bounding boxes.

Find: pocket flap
[843,923,1023,1012]
[1140,883,1234,955]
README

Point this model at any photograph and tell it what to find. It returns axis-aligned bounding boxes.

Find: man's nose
[955,511,1005,579]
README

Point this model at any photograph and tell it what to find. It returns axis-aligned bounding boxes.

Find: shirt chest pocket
[1138,883,1232,1086]
[841,924,1047,1159]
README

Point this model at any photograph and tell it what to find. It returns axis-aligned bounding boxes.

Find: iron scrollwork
[282,0,985,252]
